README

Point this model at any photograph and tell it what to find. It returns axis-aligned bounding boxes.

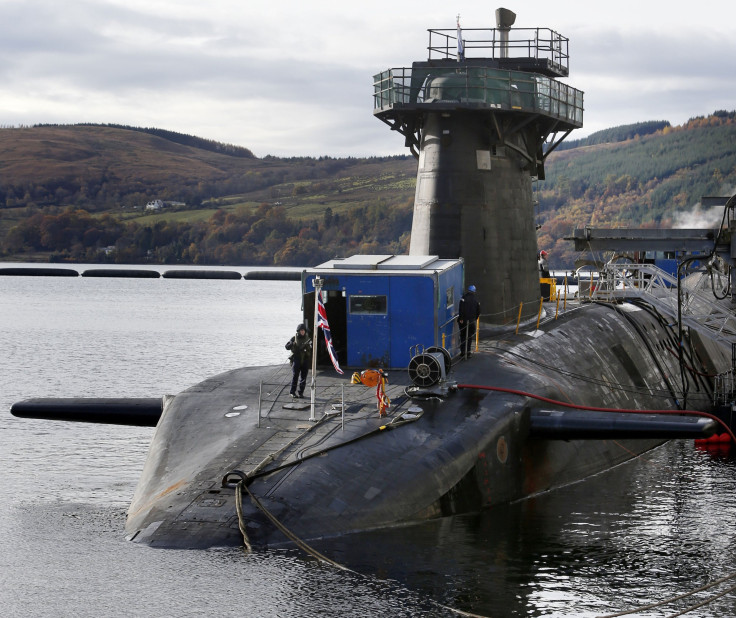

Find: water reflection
[314,442,736,617]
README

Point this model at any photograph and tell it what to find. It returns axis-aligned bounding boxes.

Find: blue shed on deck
[303,255,464,370]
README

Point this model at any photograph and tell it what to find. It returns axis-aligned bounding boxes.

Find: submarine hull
[125,301,726,549]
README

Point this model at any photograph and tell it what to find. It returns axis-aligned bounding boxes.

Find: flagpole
[309,276,323,422]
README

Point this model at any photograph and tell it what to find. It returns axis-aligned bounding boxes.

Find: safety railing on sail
[372,67,583,126]
[427,27,569,71]
[589,262,736,340]
[373,69,413,108]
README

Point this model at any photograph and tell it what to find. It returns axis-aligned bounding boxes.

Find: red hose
[456,383,736,443]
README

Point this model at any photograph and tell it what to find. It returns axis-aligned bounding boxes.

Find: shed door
[303,290,347,369]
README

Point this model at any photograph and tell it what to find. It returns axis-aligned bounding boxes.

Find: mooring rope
[226,410,424,561]
[228,469,349,571]
[233,480,252,553]
[664,581,736,617]
[226,438,492,618]
[596,572,736,617]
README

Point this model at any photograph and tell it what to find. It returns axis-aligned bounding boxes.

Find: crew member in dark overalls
[458,285,480,358]
[285,323,312,398]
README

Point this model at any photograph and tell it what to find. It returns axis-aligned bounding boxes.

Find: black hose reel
[408,346,452,387]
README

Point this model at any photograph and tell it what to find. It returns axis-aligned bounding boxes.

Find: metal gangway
[586,261,736,342]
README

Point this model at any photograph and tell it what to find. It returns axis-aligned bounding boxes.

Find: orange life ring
[358,369,382,387]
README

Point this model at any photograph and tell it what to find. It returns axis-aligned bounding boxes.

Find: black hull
[125,302,728,549]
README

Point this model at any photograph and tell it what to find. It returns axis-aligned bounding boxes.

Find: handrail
[372,66,583,127]
[590,262,736,341]
[440,314,458,329]
[426,27,569,69]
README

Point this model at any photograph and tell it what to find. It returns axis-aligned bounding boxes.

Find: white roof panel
[328,255,393,269]
[312,255,460,274]
[376,255,439,270]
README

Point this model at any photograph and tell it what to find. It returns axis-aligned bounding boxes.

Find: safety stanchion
[536,296,543,329]
[515,302,523,334]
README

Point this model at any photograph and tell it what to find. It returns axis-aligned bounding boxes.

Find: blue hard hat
[468,285,476,292]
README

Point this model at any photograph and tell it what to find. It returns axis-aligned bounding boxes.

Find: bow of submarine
[126,358,532,548]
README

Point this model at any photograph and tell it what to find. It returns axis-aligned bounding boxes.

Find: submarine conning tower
[373,8,583,324]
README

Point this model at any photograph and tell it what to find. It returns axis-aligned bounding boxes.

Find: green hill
[0,124,416,263]
[1,113,735,266]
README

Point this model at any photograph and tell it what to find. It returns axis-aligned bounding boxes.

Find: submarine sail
[373,8,582,323]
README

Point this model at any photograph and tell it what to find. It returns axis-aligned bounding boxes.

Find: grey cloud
[0,0,368,108]
[566,28,736,135]
[4,2,735,156]
[572,29,736,81]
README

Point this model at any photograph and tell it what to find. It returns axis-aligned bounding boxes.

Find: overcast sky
[2,1,735,158]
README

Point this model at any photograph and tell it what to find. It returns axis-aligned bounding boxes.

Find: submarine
[11,10,736,552]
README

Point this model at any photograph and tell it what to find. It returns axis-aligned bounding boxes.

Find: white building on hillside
[145,199,164,211]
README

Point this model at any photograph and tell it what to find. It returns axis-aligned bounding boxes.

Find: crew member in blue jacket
[458,285,480,358]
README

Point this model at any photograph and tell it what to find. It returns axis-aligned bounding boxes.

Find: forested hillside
[538,110,736,266]
[1,112,735,267]
[553,120,672,151]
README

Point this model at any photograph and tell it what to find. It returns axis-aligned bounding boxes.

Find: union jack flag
[317,290,344,374]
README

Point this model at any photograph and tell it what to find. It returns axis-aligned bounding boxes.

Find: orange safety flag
[375,370,390,417]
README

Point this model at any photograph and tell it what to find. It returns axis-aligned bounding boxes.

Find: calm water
[2,267,736,617]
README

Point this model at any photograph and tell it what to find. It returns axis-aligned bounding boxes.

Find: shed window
[446,286,454,308]
[350,295,387,315]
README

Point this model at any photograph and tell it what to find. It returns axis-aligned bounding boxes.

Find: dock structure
[569,195,736,307]
[374,8,583,324]
[569,227,722,254]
